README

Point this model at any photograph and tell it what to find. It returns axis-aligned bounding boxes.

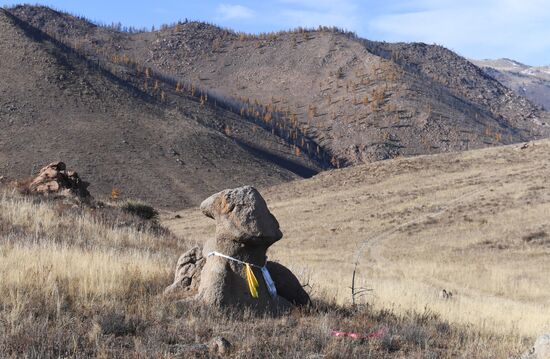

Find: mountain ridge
[8,5,547,166]
[2,5,549,198]
[471,58,550,110]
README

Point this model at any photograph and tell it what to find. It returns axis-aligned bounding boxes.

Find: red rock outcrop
[26,161,91,201]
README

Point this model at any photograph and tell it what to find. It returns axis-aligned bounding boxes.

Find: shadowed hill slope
[137,29,548,164]
[0,9,309,208]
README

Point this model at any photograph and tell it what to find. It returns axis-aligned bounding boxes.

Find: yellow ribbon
[245,263,259,298]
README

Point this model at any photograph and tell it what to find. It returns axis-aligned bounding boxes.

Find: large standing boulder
[166,186,310,313]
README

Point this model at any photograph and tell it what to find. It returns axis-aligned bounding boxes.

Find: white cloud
[279,9,357,30]
[368,0,550,64]
[216,4,255,20]
[275,0,359,30]
[278,0,350,9]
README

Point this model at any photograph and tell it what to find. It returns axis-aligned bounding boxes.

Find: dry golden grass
[166,139,550,340]
[0,184,534,357]
[0,190,178,311]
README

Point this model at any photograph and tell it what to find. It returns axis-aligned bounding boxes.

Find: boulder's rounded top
[200,186,282,246]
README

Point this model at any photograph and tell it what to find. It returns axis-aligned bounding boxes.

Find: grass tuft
[120,200,159,220]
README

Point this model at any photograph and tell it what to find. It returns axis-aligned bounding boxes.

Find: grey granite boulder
[167,186,310,314]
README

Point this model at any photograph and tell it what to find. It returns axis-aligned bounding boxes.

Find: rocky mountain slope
[471,58,550,110]
[0,8,317,208]
[9,5,549,166]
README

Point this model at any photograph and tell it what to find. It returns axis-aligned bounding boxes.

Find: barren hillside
[108,27,550,162]
[10,5,549,166]
[0,8,322,208]
[166,138,550,337]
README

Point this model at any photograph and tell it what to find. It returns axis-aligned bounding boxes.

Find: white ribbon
[207,251,278,298]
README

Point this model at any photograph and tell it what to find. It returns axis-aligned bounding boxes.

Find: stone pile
[26,161,91,202]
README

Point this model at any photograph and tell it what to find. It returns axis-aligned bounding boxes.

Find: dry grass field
[166,139,550,339]
[1,140,549,357]
[1,189,528,358]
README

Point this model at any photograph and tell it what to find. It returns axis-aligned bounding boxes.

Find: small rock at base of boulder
[164,246,205,294]
[266,261,311,306]
[209,336,231,356]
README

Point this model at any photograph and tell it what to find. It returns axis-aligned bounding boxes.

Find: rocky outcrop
[24,161,91,202]
[166,186,310,313]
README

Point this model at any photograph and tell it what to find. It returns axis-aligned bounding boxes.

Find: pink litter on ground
[368,326,388,338]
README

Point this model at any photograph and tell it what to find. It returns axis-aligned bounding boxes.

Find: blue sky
[2,0,549,65]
